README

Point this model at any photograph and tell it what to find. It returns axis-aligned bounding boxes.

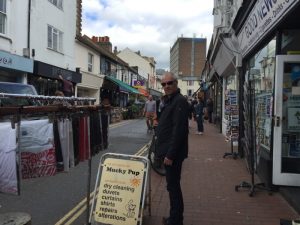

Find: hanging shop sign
[237,0,299,57]
[0,50,33,73]
[91,153,149,225]
[133,80,144,88]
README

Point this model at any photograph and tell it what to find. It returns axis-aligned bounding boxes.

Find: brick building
[170,36,206,97]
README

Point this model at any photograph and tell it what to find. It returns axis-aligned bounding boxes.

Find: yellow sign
[94,157,146,225]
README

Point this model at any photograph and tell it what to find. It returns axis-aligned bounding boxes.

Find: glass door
[273,55,300,186]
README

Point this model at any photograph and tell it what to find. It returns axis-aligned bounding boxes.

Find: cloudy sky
[82,0,214,70]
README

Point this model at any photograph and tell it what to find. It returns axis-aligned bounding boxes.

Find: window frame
[48,0,63,10]
[88,53,94,72]
[47,25,63,53]
[0,0,6,34]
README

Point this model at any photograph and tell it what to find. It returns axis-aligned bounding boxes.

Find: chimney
[92,36,98,42]
[91,35,113,52]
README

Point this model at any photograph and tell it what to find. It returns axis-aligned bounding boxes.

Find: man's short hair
[162,72,178,81]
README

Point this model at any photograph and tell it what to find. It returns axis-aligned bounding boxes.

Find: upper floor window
[47,25,63,52]
[48,0,63,10]
[0,0,6,34]
[88,53,93,72]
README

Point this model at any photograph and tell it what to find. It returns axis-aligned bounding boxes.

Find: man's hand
[164,157,173,166]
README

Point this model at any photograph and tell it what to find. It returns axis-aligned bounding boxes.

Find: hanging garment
[89,111,102,155]
[79,116,90,161]
[58,118,75,171]
[72,116,80,165]
[0,122,18,195]
[53,119,63,171]
[20,119,56,179]
[101,112,109,149]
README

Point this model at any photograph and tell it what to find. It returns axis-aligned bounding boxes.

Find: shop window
[281,30,300,54]
[48,0,63,10]
[88,53,93,72]
[247,37,276,152]
[0,0,6,34]
[47,25,63,53]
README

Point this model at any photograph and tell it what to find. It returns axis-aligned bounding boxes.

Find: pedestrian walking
[155,72,189,225]
[207,97,214,123]
[143,95,156,132]
[194,97,204,135]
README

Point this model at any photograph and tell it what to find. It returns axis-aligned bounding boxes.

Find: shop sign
[0,51,33,73]
[34,61,82,83]
[93,154,148,225]
[237,0,299,57]
[133,80,144,88]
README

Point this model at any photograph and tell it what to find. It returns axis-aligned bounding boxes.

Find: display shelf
[224,90,239,142]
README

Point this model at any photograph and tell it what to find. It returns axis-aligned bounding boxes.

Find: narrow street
[0,119,151,225]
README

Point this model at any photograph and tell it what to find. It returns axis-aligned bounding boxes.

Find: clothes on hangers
[79,116,90,161]
[0,122,18,195]
[20,119,56,179]
[58,118,74,171]
[89,111,102,155]
[101,111,109,150]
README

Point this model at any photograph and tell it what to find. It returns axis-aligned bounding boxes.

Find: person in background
[155,72,189,225]
[143,95,156,132]
[206,97,214,123]
[194,97,205,135]
[59,75,74,97]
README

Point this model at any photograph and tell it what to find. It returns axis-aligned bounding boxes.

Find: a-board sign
[90,153,149,225]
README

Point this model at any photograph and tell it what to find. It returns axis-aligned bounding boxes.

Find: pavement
[143,120,300,225]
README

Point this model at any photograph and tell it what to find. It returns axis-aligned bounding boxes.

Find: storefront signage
[133,80,144,88]
[0,51,33,73]
[237,0,299,57]
[34,61,82,83]
[93,155,148,225]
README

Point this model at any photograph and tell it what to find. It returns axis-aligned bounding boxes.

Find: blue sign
[0,50,33,73]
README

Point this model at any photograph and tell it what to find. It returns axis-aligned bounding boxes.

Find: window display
[248,38,276,153]
[224,74,238,141]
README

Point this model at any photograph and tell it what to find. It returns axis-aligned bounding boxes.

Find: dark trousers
[196,115,204,132]
[165,159,184,225]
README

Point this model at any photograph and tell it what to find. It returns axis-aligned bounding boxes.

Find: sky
[82,0,214,70]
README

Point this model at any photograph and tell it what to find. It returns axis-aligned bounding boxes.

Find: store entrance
[273,55,300,186]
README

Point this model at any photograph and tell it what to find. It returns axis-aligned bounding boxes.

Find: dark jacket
[155,89,189,161]
[194,100,204,116]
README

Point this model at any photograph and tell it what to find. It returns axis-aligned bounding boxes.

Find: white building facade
[117,48,156,89]
[0,0,33,83]
[27,0,81,96]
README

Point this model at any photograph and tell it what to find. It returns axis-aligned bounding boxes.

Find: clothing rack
[0,92,96,103]
[0,94,110,225]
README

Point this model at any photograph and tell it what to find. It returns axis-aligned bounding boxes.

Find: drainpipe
[24,0,32,84]
[27,0,31,52]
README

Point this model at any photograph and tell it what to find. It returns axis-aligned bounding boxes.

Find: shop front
[0,50,33,83]
[234,0,300,212]
[101,75,139,107]
[28,61,82,96]
[209,36,239,134]
[77,73,104,104]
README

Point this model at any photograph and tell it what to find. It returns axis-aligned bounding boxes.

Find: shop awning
[105,76,140,94]
[149,88,163,98]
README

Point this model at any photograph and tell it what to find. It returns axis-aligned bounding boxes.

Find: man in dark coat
[155,72,189,225]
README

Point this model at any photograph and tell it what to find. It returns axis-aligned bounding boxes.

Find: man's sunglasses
[161,80,175,87]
